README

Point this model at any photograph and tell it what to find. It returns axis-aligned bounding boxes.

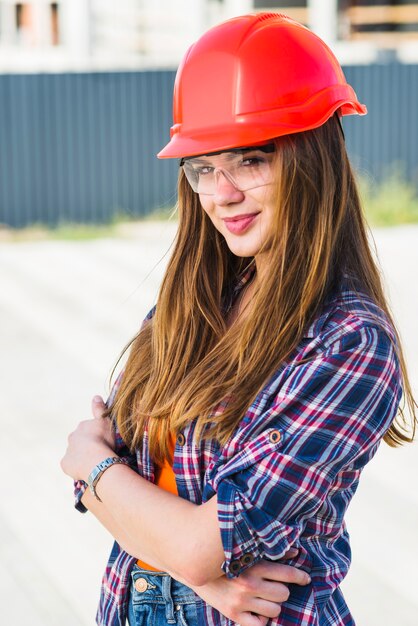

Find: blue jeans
[128,565,198,626]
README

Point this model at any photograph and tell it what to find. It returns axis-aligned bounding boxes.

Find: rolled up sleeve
[206,326,402,577]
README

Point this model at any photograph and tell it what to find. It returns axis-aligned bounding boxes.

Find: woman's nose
[213,169,245,205]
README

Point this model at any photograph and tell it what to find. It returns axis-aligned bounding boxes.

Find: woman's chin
[222,234,262,259]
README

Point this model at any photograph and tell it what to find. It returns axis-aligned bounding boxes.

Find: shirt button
[134,577,148,593]
[269,429,281,444]
[240,553,254,567]
[176,433,186,446]
[229,560,241,575]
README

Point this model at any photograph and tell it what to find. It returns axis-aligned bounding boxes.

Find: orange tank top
[136,435,178,570]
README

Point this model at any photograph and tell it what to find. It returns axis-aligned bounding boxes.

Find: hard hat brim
[157,98,367,159]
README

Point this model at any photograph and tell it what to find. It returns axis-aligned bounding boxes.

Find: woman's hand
[60,396,116,482]
[190,551,311,626]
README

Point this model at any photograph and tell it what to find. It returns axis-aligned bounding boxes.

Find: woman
[61,13,416,626]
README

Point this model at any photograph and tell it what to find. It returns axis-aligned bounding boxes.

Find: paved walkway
[0,221,417,625]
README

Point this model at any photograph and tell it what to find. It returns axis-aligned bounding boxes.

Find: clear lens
[182,145,275,194]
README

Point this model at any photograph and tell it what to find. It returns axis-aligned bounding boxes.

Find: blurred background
[0,1,417,625]
[0,0,418,227]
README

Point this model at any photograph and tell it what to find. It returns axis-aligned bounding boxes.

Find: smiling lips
[223,212,260,234]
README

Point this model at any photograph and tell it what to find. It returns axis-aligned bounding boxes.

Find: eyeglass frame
[179,142,276,195]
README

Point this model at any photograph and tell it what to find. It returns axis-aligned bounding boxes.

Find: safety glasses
[180,143,276,195]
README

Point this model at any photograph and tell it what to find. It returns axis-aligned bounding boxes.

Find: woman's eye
[195,165,214,176]
[241,156,265,168]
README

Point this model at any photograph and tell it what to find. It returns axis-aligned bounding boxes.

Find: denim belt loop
[162,574,176,623]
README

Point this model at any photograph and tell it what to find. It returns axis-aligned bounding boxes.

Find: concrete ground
[0,221,417,625]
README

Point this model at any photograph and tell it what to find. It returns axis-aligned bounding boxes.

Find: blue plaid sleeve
[206,325,402,578]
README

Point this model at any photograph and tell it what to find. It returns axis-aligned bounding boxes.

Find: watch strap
[87,456,126,502]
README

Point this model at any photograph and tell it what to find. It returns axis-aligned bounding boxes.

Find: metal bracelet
[87,456,126,502]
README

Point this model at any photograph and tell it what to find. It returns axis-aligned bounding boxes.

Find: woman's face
[184,146,277,269]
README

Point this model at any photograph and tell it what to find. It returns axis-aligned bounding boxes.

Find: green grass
[0,221,119,242]
[360,167,418,227]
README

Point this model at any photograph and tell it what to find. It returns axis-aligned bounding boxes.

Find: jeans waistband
[130,565,196,623]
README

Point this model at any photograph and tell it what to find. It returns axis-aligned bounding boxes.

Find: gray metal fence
[0,63,417,228]
[343,61,418,185]
[0,70,177,228]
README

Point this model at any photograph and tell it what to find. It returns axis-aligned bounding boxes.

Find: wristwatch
[87,456,127,502]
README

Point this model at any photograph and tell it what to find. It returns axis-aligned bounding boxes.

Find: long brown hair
[109,116,417,465]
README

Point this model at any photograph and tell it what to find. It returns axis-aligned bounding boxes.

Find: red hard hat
[158,13,367,159]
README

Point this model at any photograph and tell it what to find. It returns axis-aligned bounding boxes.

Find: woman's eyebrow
[187,148,266,166]
[189,153,239,164]
[189,158,211,165]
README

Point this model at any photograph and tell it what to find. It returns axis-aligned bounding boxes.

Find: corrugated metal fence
[0,63,417,228]
[0,71,177,228]
[344,62,418,185]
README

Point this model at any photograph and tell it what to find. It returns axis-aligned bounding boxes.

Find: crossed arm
[80,451,224,586]
[61,397,310,626]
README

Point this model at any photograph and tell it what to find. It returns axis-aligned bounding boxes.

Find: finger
[92,395,106,419]
[252,580,290,604]
[246,598,282,620]
[282,547,299,560]
[255,562,311,586]
[239,614,268,626]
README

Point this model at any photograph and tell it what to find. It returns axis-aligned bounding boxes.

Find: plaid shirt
[75,272,402,626]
